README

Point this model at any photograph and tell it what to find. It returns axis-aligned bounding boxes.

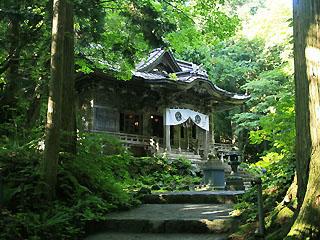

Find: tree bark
[42,0,66,199]
[287,0,320,238]
[60,0,76,154]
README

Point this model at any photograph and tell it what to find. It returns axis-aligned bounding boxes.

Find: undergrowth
[232,153,295,239]
[0,132,199,239]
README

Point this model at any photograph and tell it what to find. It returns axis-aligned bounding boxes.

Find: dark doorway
[120,112,143,134]
[192,124,197,139]
[170,125,174,145]
[151,115,163,138]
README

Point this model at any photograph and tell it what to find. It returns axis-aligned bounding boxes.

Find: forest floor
[85,191,243,240]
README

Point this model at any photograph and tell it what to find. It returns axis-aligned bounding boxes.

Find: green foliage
[229,1,295,222]
[230,0,294,157]
[168,72,178,80]
[165,0,240,53]
[235,153,295,237]
[212,111,233,141]
[231,21,295,230]
[0,0,298,239]
[0,140,121,239]
[128,156,201,191]
[249,93,295,154]
[210,38,264,92]
[170,0,294,165]
[0,132,199,239]
[0,134,127,239]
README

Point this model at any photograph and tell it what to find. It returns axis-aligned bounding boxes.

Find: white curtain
[165,108,209,131]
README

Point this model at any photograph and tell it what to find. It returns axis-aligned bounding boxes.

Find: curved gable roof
[136,48,182,73]
[133,48,250,107]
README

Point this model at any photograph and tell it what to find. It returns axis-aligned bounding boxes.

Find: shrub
[0,132,200,239]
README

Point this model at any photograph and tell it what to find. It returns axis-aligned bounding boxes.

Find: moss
[266,224,291,240]
[275,206,294,226]
[263,206,295,240]
[228,222,256,240]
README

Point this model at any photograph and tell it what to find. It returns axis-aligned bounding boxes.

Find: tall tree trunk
[287,0,320,238]
[61,0,76,154]
[42,0,65,199]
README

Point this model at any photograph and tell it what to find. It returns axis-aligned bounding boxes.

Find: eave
[133,74,251,110]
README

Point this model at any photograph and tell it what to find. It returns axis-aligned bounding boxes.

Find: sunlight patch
[305,47,320,65]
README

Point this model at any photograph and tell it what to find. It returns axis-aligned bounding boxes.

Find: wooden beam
[163,109,171,152]
[203,130,208,160]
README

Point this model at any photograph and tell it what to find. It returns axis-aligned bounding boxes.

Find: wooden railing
[212,143,235,152]
[101,131,162,149]
[91,130,234,155]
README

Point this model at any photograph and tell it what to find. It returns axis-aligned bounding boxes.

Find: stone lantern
[226,150,241,175]
[225,150,245,191]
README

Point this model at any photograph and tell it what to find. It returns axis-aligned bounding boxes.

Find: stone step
[177,158,202,162]
[142,191,244,204]
[167,154,204,170]
[85,204,238,235]
[85,232,228,240]
[225,174,253,180]
[168,154,202,160]
[190,160,204,164]
[169,149,199,154]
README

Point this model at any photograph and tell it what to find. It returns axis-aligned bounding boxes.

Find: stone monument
[202,149,225,190]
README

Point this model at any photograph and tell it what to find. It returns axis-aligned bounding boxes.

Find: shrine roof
[135,48,208,79]
[76,48,250,111]
[133,48,250,105]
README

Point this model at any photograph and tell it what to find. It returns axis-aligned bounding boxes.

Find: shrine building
[76,48,250,158]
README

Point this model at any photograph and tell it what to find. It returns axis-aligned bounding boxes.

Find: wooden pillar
[166,125,171,152]
[164,109,171,152]
[221,152,224,163]
[142,112,150,136]
[203,130,208,160]
[187,125,190,150]
[211,113,215,145]
[178,125,181,152]
[196,125,200,155]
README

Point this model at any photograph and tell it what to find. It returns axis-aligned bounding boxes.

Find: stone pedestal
[202,152,225,190]
[225,176,245,191]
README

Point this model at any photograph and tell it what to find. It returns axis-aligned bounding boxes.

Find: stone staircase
[85,191,243,240]
[224,167,253,191]
[166,150,205,174]
[166,149,203,163]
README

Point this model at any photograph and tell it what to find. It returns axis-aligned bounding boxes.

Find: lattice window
[93,106,118,132]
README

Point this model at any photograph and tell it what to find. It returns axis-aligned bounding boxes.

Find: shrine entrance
[177,119,198,151]
[164,108,209,160]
